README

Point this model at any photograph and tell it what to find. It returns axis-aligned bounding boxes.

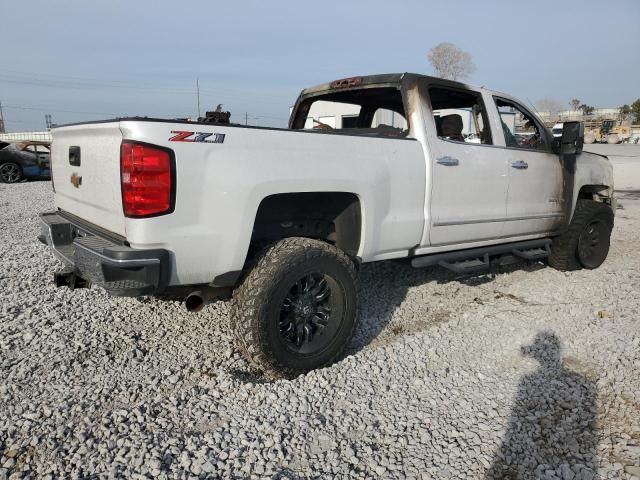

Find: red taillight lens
[120,141,174,217]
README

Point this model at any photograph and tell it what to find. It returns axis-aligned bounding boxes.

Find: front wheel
[549,199,613,271]
[0,162,23,183]
[230,237,359,377]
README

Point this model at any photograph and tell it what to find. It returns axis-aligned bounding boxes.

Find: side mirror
[560,121,584,155]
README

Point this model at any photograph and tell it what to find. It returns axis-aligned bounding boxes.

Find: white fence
[0,131,52,143]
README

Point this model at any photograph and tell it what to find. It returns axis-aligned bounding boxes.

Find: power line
[0,70,295,103]
[0,101,5,133]
[196,79,201,118]
[2,104,195,118]
[3,103,288,121]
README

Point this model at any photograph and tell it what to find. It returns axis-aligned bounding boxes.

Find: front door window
[494,98,549,151]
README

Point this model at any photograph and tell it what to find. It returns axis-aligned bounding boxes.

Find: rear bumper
[38,211,170,296]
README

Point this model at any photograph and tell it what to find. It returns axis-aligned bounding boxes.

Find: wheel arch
[569,183,613,223]
[246,191,363,263]
[577,184,613,200]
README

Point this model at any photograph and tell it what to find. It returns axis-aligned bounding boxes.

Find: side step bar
[411,238,552,273]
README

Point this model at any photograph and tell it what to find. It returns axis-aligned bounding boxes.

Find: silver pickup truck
[39,73,614,377]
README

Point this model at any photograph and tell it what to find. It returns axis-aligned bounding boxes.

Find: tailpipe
[184,287,231,312]
[185,291,207,312]
[54,269,91,290]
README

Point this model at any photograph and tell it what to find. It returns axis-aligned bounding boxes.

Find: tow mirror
[560,121,584,155]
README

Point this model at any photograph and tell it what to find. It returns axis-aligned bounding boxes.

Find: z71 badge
[169,131,226,144]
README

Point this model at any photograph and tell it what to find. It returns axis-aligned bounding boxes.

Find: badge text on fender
[169,131,226,144]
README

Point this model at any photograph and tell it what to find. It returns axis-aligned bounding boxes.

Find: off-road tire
[230,237,359,378]
[549,199,613,271]
[0,162,23,184]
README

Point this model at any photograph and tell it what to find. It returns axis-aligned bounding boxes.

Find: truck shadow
[486,331,598,479]
[348,259,546,354]
[228,259,547,383]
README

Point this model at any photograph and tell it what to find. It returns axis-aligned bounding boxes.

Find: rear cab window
[292,87,409,138]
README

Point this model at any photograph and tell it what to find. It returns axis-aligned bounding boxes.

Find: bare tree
[427,43,475,81]
[569,99,581,111]
[619,104,633,122]
[536,98,563,122]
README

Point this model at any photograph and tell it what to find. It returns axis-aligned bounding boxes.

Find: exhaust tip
[185,293,205,312]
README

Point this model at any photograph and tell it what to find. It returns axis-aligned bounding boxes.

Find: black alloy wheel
[278,272,342,354]
[0,163,22,183]
[230,237,359,377]
[577,217,611,269]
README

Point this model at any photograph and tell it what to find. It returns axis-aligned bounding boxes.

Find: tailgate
[51,122,125,236]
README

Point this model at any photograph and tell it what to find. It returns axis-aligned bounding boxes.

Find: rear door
[421,82,509,246]
[51,122,126,236]
[490,97,565,237]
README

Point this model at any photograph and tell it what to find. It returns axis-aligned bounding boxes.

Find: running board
[511,243,551,261]
[411,238,552,271]
[438,254,490,274]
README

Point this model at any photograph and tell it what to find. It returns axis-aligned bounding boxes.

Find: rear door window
[428,86,493,145]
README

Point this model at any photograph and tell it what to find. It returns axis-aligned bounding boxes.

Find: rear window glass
[293,87,409,138]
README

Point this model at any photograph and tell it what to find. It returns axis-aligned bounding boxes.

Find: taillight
[120,141,175,218]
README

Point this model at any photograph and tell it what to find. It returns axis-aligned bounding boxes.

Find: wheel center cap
[294,294,314,319]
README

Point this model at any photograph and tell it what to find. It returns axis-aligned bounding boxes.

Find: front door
[491,97,565,237]
[422,84,509,246]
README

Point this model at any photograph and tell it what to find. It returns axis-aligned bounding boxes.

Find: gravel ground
[1,182,639,480]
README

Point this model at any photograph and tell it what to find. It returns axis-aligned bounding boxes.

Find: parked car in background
[0,141,51,183]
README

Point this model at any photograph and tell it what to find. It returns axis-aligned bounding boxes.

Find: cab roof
[300,72,516,103]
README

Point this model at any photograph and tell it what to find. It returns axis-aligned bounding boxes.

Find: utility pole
[196,79,201,119]
[0,101,5,133]
[245,112,248,126]
[45,114,53,129]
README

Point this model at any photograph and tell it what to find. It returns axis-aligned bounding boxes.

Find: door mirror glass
[560,121,584,155]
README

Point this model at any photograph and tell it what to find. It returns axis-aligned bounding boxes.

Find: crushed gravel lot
[1,181,639,480]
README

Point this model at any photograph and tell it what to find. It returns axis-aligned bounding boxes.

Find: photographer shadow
[486,331,598,479]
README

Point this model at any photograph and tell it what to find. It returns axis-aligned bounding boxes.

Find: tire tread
[549,199,613,271]
[230,237,358,378]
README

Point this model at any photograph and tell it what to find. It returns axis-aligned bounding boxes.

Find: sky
[1,0,639,131]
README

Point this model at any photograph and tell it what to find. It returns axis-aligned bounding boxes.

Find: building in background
[537,107,628,125]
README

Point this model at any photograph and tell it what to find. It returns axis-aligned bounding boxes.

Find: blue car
[0,141,51,183]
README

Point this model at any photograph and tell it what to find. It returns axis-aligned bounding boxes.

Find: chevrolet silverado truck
[38,73,615,377]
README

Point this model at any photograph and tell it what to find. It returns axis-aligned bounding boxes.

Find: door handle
[511,160,528,169]
[436,156,459,166]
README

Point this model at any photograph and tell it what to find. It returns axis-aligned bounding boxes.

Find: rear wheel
[549,199,613,271]
[230,237,358,377]
[0,162,22,183]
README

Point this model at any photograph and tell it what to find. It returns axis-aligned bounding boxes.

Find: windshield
[291,87,409,138]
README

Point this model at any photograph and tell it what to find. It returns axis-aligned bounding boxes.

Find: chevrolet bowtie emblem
[70,173,82,188]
